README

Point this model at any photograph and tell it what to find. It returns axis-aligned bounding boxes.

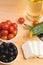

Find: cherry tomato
[32,20,39,26]
[2,23,9,30]
[0,32,1,38]
[8,34,14,40]
[18,17,25,24]
[1,36,7,40]
[9,25,14,32]
[5,20,12,25]
[1,22,6,27]
[0,23,2,30]
[1,30,8,35]
[12,29,17,36]
[12,23,18,29]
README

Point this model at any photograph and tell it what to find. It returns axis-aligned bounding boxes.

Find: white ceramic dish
[0,40,19,65]
[0,21,18,42]
[0,29,18,42]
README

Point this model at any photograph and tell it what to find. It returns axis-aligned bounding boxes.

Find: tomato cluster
[0,20,18,40]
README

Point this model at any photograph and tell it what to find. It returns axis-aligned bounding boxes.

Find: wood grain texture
[0,0,43,65]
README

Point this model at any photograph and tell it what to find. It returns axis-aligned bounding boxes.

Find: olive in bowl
[0,41,18,64]
[37,33,43,41]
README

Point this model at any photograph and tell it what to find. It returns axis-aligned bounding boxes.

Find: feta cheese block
[22,41,34,59]
[39,41,43,58]
[32,41,40,57]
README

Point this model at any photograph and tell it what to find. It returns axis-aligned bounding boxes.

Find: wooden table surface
[0,0,43,65]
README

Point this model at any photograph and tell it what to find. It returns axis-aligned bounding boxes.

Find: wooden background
[0,0,43,65]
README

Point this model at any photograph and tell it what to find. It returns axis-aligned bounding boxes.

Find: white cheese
[39,41,43,58]
[22,41,34,59]
[22,40,43,59]
[32,40,40,57]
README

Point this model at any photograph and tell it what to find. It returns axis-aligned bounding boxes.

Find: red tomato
[8,34,14,40]
[9,25,14,32]
[32,20,39,26]
[12,23,18,29]
[0,23,2,30]
[12,29,17,36]
[1,22,5,26]
[18,17,25,24]
[2,23,9,30]
[1,30,8,35]
[5,20,12,25]
[1,36,7,40]
[0,32,1,38]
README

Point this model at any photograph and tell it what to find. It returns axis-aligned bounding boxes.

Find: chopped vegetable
[32,20,39,26]
[30,22,43,36]
[18,17,25,24]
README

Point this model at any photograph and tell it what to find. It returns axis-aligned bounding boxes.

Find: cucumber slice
[30,22,43,35]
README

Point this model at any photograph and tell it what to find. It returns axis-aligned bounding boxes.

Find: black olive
[37,33,43,41]
[0,42,18,63]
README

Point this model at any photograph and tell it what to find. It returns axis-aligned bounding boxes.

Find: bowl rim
[0,40,19,64]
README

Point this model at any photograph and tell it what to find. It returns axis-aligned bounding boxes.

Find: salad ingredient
[2,23,9,30]
[0,33,1,38]
[0,20,18,40]
[12,30,17,36]
[12,23,18,29]
[30,22,43,36]
[32,20,39,26]
[1,36,7,40]
[37,33,43,41]
[5,20,12,25]
[9,25,14,33]
[1,30,8,35]
[39,41,43,58]
[22,41,34,59]
[22,40,43,59]
[18,17,25,24]
[0,23,2,30]
[0,42,18,63]
[8,34,14,40]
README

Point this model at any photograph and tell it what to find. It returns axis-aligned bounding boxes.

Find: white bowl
[0,29,18,42]
[0,40,19,65]
[0,26,18,42]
